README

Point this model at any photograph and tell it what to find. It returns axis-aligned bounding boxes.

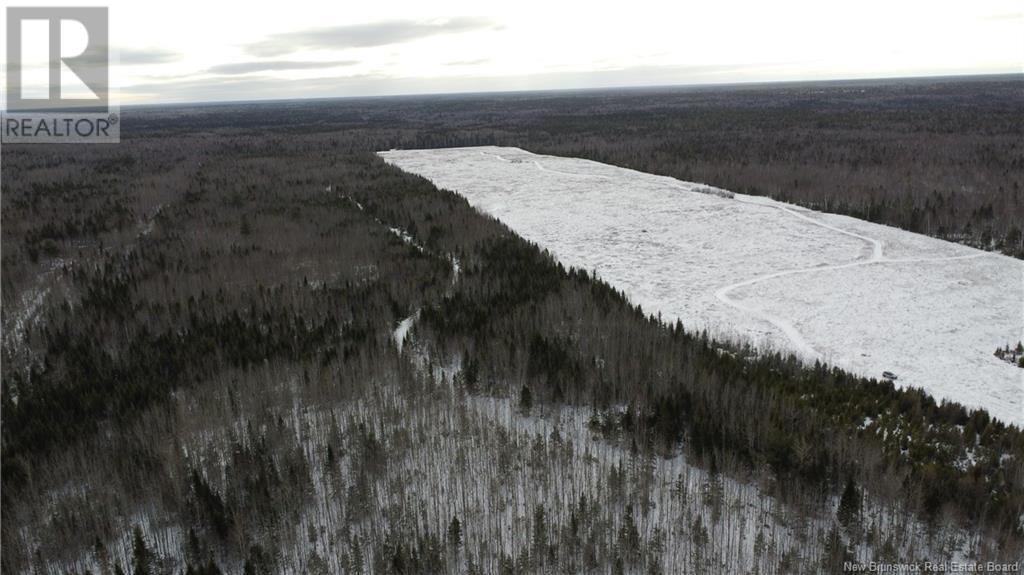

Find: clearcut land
[380,146,1024,425]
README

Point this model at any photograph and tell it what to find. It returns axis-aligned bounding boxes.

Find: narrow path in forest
[340,188,461,354]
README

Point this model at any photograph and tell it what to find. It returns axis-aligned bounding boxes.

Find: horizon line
[118,70,1024,110]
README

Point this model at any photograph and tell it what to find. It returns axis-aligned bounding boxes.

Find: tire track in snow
[479,148,995,363]
[478,150,510,162]
[737,197,884,261]
[712,197,884,360]
[532,160,615,180]
[481,150,616,180]
[714,197,991,361]
[713,247,990,360]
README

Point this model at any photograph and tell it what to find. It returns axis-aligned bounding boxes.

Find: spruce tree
[822,523,850,572]
[838,477,861,529]
[131,527,152,575]
[448,515,462,549]
[519,384,533,413]
[532,505,547,566]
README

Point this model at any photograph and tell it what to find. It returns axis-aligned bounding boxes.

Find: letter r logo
[6,7,109,111]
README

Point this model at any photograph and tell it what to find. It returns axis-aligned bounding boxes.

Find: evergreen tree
[519,384,533,413]
[838,477,862,530]
[754,528,767,558]
[349,535,365,574]
[448,515,462,549]
[703,471,724,523]
[822,523,850,572]
[690,514,708,567]
[532,505,547,566]
[131,527,152,575]
[618,504,641,562]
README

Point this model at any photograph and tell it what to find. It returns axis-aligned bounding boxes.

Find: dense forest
[131,74,1024,258]
[2,76,1023,573]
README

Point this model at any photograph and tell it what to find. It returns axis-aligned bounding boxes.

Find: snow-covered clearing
[380,146,1024,426]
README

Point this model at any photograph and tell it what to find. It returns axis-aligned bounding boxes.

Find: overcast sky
[4,0,1023,105]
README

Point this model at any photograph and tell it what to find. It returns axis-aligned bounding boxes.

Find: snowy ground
[379,146,1024,426]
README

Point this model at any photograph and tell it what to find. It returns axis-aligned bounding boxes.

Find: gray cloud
[208,60,359,75]
[444,58,490,67]
[119,48,181,65]
[4,47,177,72]
[245,17,500,57]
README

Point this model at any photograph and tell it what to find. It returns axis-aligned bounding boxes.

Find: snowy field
[379,146,1024,426]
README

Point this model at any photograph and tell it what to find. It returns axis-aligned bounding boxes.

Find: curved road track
[484,150,995,362]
